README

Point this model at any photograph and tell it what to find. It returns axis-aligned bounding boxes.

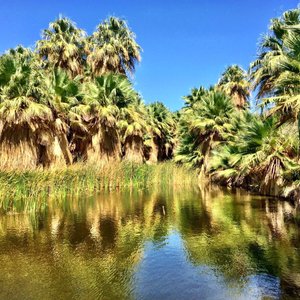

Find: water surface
[0,186,300,299]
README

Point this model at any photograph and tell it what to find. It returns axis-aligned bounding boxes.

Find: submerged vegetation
[1,8,300,200]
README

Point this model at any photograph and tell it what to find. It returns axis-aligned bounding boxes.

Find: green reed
[0,162,197,213]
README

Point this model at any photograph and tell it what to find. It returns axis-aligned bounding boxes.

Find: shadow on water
[0,185,300,299]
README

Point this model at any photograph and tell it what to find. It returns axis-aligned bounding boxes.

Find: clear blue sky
[0,0,299,110]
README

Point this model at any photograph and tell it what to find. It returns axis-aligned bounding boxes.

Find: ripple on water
[0,187,299,299]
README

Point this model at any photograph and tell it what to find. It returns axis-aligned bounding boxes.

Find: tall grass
[0,162,197,213]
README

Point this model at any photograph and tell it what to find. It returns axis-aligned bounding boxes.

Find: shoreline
[210,177,300,204]
[0,162,197,208]
[0,160,298,213]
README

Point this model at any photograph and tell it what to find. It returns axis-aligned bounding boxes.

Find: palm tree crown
[176,88,234,171]
[36,17,86,77]
[218,65,250,109]
[87,17,141,76]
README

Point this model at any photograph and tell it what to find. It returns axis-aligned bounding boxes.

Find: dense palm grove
[0,17,176,168]
[176,8,300,198]
[1,9,300,198]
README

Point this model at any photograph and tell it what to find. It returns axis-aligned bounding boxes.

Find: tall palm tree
[176,88,235,177]
[118,98,148,163]
[218,65,250,109]
[0,46,32,89]
[210,116,298,195]
[44,68,82,164]
[87,17,141,76]
[182,86,207,108]
[71,74,138,163]
[145,102,176,163]
[0,48,71,168]
[250,9,300,99]
[249,9,300,141]
[36,17,86,77]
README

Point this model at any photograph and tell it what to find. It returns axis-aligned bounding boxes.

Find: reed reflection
[0,186,299,299]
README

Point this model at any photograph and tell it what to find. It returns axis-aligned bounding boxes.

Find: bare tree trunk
[86,131,101,163]
[0,125,71,169]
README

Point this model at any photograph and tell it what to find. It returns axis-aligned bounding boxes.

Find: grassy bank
[0,162,197,211]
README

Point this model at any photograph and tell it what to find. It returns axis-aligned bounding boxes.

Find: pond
[0,186,299,299]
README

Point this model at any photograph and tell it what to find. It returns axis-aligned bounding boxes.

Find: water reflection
[0,186,300,299]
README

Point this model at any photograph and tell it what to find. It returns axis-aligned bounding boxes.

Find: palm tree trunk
[86,125,121,164]
[259,156,282,196]
[99,125,121,162]
[57,133,73,165]
[147,139,159,164]
[0,125,38,169]
[298,112,300,158]
[199,134,214,180]
[38,130,70,168]
[124,135,144,163]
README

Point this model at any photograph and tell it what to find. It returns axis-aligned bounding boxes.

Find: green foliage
[87,17,141,76]
[76,74,138,126]
[174,7,300,198]
[249,8,300,126]
[218,65,250,108]
[0,16,178,167]
[0,47,54,126]
[1,9,300,199]
[210,115,299,193]
[146,102,177,160]
[0,162,197,206]
[176,87,234,170]
[36,17,86,77]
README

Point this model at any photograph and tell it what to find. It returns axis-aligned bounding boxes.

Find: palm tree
[0,46,32,89]
[250,9,300,99]
[44,68,82,164]
[250,9,300,141]
[118,99,148,163]
[0,48,71,168]
[265,25,300,116]
[176,88,235,177]
[218,65,250,109]
[210,116,298,195]
[182,86,207,108]
[87,17,141,76]
[71,74,138,163]
[36,17,86,77]
[145,102,176,163]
